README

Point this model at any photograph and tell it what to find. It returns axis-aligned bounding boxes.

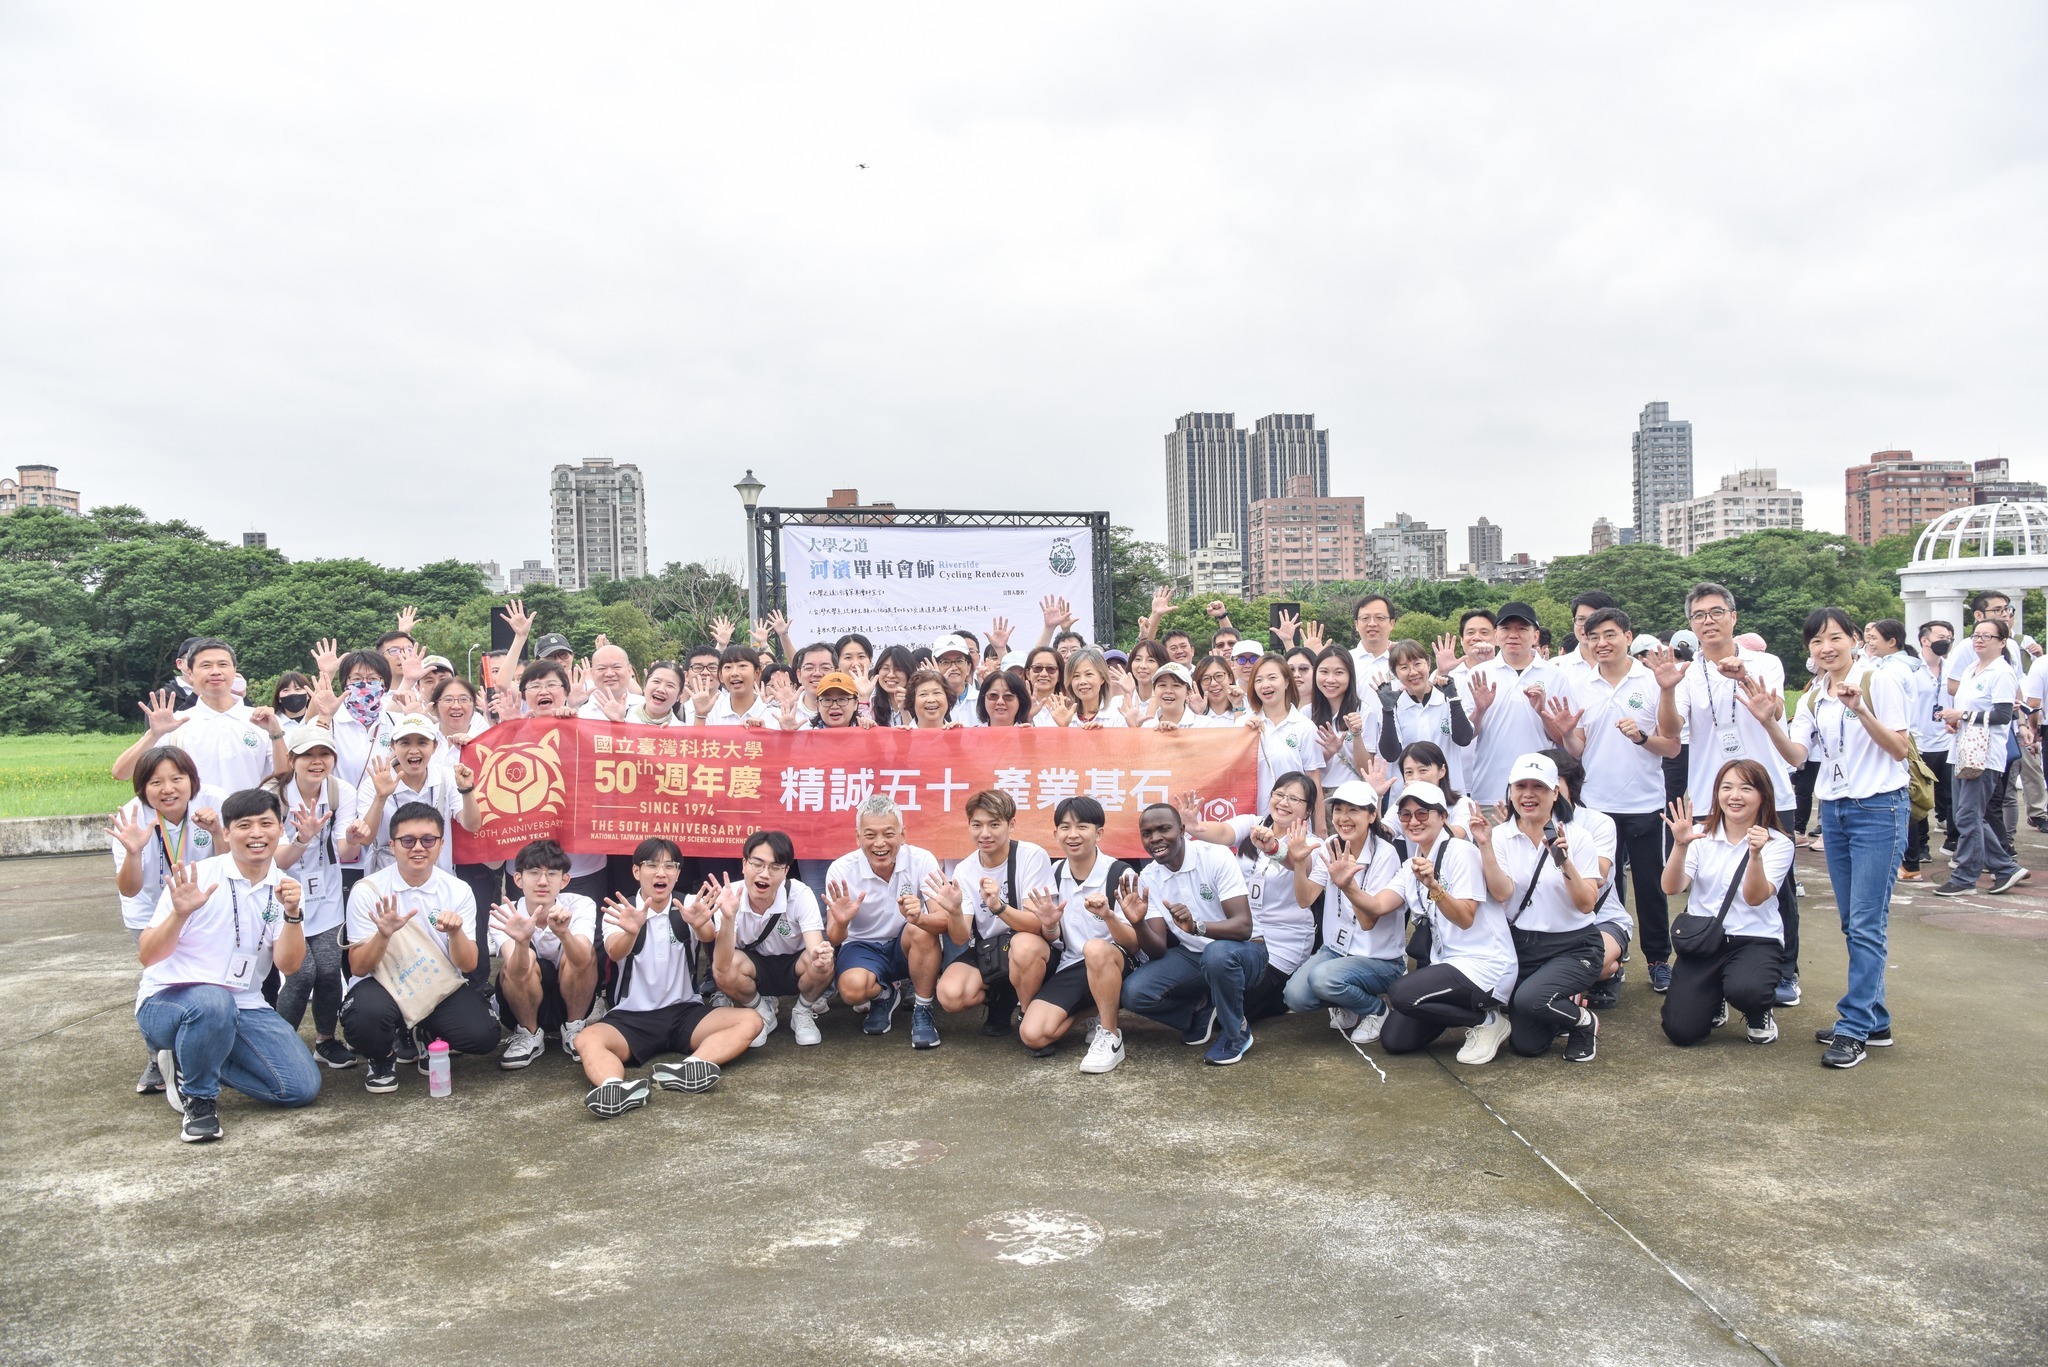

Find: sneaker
[1931,881,1976,897]
[1181,1006,1218,1047]
[1711,1000,1730,1029]
[1820,1034,1867,1069]
[2030,816,2048,834]
[652,1058,721,1093]
[1746,1009,1779,1044]
[790,998,824,1046]
[750,995,779,1048]
[584,1077,650,1118]
[1813,1025,1893,1046]
[365,1056,399,1093]
[981,994,1017,1037]
[1647,961,1673,994]
[910,1000,941,1050]
[136,1054,166,1095]
[1329,1007,1360,1033]
[560,1017,588,1061]
[1990,867,2028,894]
[1078,1025,1125,1074]
[1027,1042,1058,1058]
[180,1095,222,1144]
[1563,1010,1598,1063]
[313,1038,358,1070]
[1456,1010,1511,1065]
[1774,974,1802,1008]
[500,1026,545,1069]
[861,984,900,1036]
[394,1028,422,1064]
[1587,977,1620,1012]
[1347,1009,1386,1045]
[158,1049,184,1113]
[1203,1032,1253,1066]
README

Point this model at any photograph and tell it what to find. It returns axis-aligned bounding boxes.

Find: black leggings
[1661,935,1783,1045]
[1508,927,1602,1057]
[342,978,501,1062]
[1380,963,1499,1054]
[276,926,346,1035]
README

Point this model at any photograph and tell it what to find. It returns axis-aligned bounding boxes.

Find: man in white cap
[932,634,980,725]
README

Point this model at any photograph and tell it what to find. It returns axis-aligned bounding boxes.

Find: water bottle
[426,1039,452,1098]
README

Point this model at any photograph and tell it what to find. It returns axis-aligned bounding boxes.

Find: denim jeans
[1819,786,1909,1042]
[136,985,322,1106]
[1949,768,2020,887]
[1122,939,1270,1044]
[1282,946,1403,1017]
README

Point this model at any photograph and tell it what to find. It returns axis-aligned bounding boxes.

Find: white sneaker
[1079,1025,1125,1074]
[1746,1009,1779,1044]
[708,991,734,1010]
[749,995,779,1048]
[1456,1010,1512,1065]
[1347,1010,1386,1045]
[500,1025,545,1069]
[1329,1007,1359,1032]
[560,1017,589,1062]
[790,997,824,1046]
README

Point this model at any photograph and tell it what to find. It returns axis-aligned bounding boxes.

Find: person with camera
[1470,753,1604,1063]
[1659,761,1796,1048]
[918,790,1058,1042]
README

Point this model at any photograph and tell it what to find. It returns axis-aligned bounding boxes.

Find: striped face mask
[343,679,386,729]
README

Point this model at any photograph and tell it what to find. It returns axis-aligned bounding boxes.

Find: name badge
[224,953,257,990]
[1717,726,1742,757]
[1332,926,1350,950]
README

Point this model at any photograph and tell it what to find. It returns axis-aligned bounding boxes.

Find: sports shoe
[981,991,1017,1036]
[1647,961,1673,994]
[708,991,734,1010]
[584,1077,649,1118]
[1203,1032,1253,1066]
[180,1095,222,1144]
[790,997,824,1046]
[1990,867,2028,894]
[1587,976,1620,1012]
[1181,1006,1218,1047]
[1931,880,1975,897]
[394,1028,422,1064]
[1711,1000,1729,1029]
[1746,1009,1779,1044]
[159,1049,184,1113]
[910,1000,941,1050]
[1079,1025,1125,1074]
[137,1054,166,1094]
[1329,1007,1360,1033]
[560,1017,588,1061]
[1563,1010,1598,1063]
[1813,1024,1893,1046]
[1347,1009,1386,1045]
[1774,974,1802,1008]
[1026,1042,1058,1058]
[652,1057,722,1093]
[861,984,900,1035]
[750,995,779,1048]
[313,1038,358,1070]
[1820,1034,1867,1069]
[364,1056,399,1093]
[1456,1010,1511,1065]
[500,1026,545,1069]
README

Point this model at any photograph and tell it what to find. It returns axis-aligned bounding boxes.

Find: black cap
[534,633,573,658]
[177,636,203,662]
[1497,601,1540,627]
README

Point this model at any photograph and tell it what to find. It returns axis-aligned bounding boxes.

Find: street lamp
[735,468,766,621]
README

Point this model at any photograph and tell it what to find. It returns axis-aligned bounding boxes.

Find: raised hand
[1314,722,1343,759]
[1469,803,1495,849]
[919,873,963,918]
[1039,595,1067,630]
[1407,854,1436,884]
[1326,846,1361,888]
[290,802,331,844]
[848,660,875,703]
[310,637,342,678]
[1205,600,1228,621]
[1832,679,1866,714]
[106,808,151,857]
[824,879,860,928]
[345,818,373,845]
[1116,878,1149,924]
[501,598,535,637]
[1150,585,1174,620]
[1663,797,1701,845]
[602,891,649,937]
[368,756,400,799]
[1300,620,1328,651]
[767,672,799,715]
[1540,694,1583,740]
[710,614,736,648]
[1745,823,1771,852]
[1362,752,1394,797]
[1023,887,1063,935]
[690,680,718,720]
[453,762,476,792]
[988,616,1014,652]
[1617,717,1646,744]
[1644,645,1687,691]
[1279,818,1316,865]
[544,904,575,937]
[1468,669,1498,716]
[1737,675,1784,724]
[749,619,770,650]
[1434,633,1460,674]
[396,605,419,636]
[765,609,792,640]
[139,689,181,736]
[1274,608,1300,647]
[310,675,341,722]
[276,876,302,917]
[167,861,217,916]
[489,901,538,946]
[493,686,523,722]
[192,807,223,839]
[1048,692,1077,728]
[369,894,413,937]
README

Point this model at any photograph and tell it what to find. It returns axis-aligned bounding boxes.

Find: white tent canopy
[1898,500,2048,645]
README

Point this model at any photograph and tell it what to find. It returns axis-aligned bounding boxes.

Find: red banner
[451,719,1258,862]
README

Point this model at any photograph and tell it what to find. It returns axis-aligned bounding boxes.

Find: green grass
[0,733,136,819]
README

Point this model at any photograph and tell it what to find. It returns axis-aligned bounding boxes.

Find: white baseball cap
[1328,780,1380,811]
[390,713,438,742]
[932,634,975,660]
[1397,781,1449,814]
[1154,662,1194,686]
[1230,641,1264,661]
[1507,752,1559,790]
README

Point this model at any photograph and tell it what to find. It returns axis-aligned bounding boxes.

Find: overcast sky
[3,3,2043,574]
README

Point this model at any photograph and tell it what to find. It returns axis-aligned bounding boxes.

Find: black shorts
[1034,951,1127,1018]
[603,1002,711,1068]
[1598,921,1632,963]
[742,950,804,998]
[496,955,581,1033]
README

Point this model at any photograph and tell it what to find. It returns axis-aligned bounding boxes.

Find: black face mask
[277,693,311,716]
[1929,639,1952,658]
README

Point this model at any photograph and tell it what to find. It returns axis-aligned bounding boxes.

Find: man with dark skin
[1117,803,1261,1065]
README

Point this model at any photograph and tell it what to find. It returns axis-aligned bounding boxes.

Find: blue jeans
[136,985,322,1106]
[1282,946,1403,1016]
[1949,768,2019,886]
[1819,787,1909,1042]
[1121,939,1270,1043]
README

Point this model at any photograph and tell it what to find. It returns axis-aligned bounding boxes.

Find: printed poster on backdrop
[779,524,1097,647]
[452,719,1256,862]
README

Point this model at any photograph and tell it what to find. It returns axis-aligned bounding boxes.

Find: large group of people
[116,583,2024,1142]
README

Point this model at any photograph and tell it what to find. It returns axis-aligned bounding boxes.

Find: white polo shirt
[607,896,701,1013]
[577,693,645,722]
[1792,668,1910,802]
[1224,816,1320,973]
[1391,832,1515,999]
[1307,834,1404,960]
[343,863,475,991]
[705,692,774,726]
[1952,657,2020,774]
[1488,822,1600,936]
[1467,656,1562,803]
[135,854,288,1012]
[488,892,599,963]
[354,768,463,874]
[1137,838,1250,952]
[945,840,1056,940]
[1567,662,1667,814]
[276,778,359,937]
[1350,644,1392,690]
[720,881,824,957]
[162,701,276,795]
[1682,827,1796,942]
[1909,662,1950,755]
[1567,807,1626,934]
[1250,709,1324,813]
[111,791,226,930]
[1670,649,1795,814]
[824,845,943,943]
[1049,853,1130,952]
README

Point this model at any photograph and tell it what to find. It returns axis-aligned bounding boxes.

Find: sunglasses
[394,834,442,850]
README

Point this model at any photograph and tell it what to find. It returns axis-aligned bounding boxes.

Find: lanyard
[1701,663,1735,729]
[154,813,188,868]
[229,882,276,953]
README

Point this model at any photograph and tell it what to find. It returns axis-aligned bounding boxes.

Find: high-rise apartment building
[1247,414,1329,507]
[242,532,268,549]
[1589,517,1618,553]
[1844,450,1973,545]
[1971,458,2047,505]
[0,464,81,515]
[1631,402,1694,547]
[1658,468,1804,557]
[1187,532,1244,599]
[473,560,508,594]
[1366,514,1448,582]
[551,458,647,589]
[1468,517,1503,567]
[1165,413,1249,577]
[1245,475,1366,596]
[509,558,556,589]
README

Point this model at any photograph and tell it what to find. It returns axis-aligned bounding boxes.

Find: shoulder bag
[1670,848,1751,960]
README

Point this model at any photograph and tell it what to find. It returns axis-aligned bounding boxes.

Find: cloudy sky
[3,3,2043,573]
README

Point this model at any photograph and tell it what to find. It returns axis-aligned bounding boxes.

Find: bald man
[576,645,642,721]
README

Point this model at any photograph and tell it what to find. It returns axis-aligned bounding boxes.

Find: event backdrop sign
[778,525,1096,648]
[453,719,1256,862]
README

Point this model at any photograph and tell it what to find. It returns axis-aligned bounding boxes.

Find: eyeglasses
[742,856,786,873]
[1396,808,1437,823]
[639,860,682,872]
[1688,606,1731,622]
[393,834,442,850]
[1356,614,1390,625]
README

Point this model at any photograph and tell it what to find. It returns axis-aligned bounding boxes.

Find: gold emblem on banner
[472,729,567,827]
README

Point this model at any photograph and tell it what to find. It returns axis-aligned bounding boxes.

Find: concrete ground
[2,845,2045,1367]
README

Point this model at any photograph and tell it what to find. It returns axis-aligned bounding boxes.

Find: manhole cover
[861,1139,948,1168]
[958,1210,1105,1266]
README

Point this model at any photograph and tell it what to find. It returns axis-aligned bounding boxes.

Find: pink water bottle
[426,1039,452,1098]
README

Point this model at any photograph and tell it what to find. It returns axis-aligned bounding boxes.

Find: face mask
[1930,639,1952,658]
[276,694,310,717]
[344,678,386,728]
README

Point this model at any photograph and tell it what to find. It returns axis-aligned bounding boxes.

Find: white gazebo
[1899,501,2048,643]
